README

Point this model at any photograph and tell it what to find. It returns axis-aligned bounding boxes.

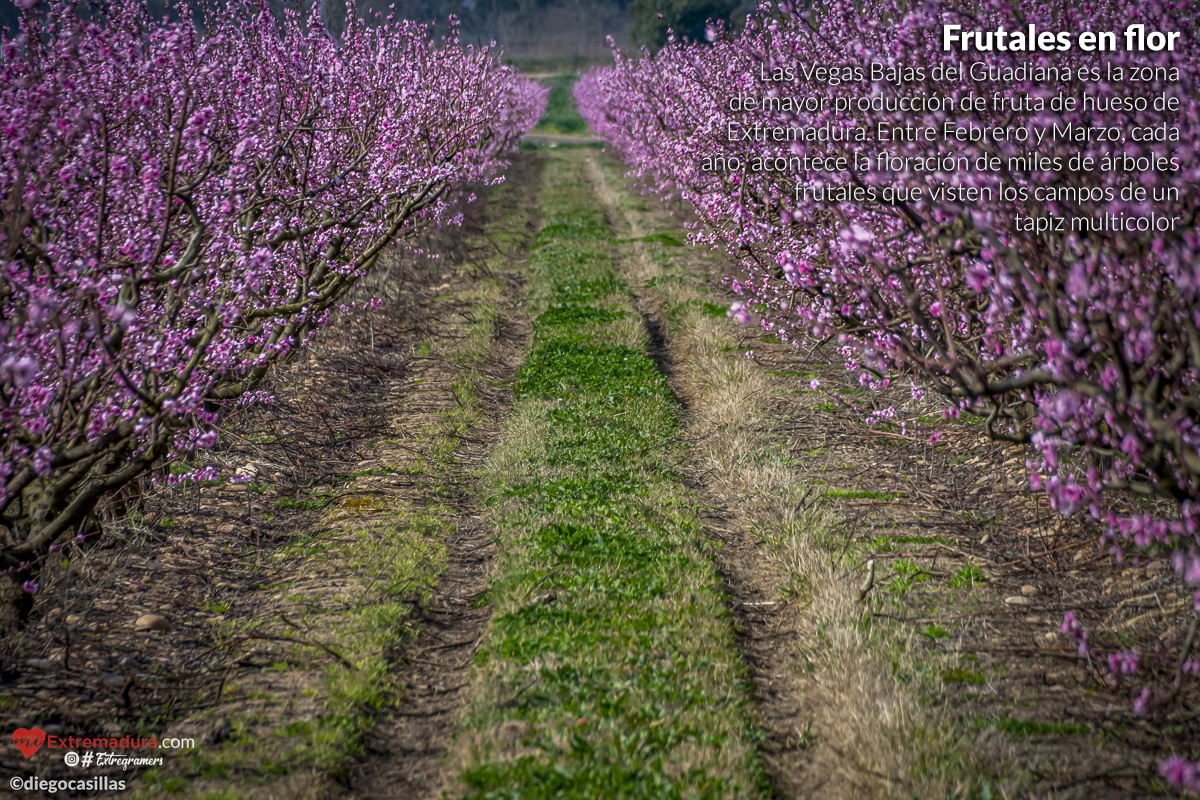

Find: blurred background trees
[627,0,743,50]
[2,0,749,60]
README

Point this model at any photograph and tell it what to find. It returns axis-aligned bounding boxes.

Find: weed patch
[975,716,1091,738]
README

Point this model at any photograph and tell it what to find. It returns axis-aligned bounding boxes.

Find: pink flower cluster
[1163,757,1200,794]
[1063,610,1198,788]
[0,1,546,585]
[577,0,1199,559]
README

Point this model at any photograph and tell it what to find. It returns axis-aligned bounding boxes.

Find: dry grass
[478,396,552,494]
[673,304,966,798]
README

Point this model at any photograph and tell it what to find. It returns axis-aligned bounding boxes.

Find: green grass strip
[532,74,590,136]
[452,155,768,800]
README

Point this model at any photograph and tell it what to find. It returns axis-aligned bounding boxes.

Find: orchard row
[576,0,1198,788]
[0,0,546,617]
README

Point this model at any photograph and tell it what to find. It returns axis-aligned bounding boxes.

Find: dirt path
[348,311,530,799]
[522,133,602,146]
[347,157,542,799]
[436,147,771,799]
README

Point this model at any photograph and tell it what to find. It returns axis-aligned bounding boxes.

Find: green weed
[973,716,1090,738]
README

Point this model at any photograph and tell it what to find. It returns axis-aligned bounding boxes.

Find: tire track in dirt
[348,312,530,800]
[348,160,540,800]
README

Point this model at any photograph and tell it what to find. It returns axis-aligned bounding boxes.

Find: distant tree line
[1,0,749,58]
[350,0,749,57]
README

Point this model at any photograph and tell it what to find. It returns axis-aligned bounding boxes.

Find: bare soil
[743,340,1190,798]
[345,314,531,800]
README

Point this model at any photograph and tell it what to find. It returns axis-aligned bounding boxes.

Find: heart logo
[13,727,45,758]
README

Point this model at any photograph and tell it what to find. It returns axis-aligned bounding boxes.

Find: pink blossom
[1133,687,1153,715]
[1158,757,1200,793]
[0,1,545,593]
[1107,650,1139,679]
